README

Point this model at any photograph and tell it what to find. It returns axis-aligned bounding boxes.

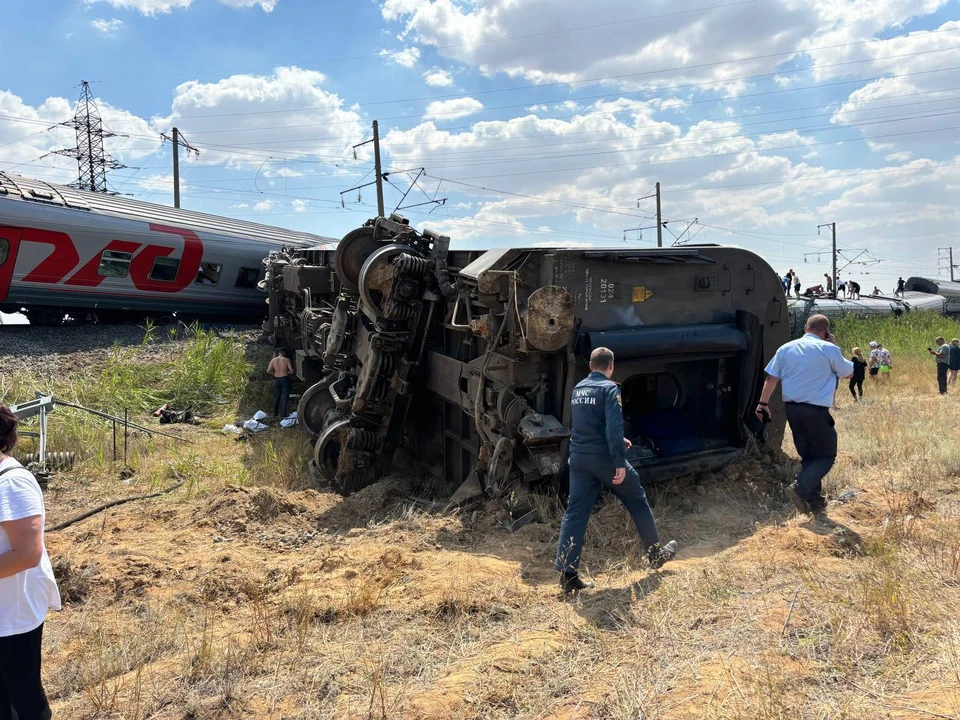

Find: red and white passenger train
[0,172,335,325]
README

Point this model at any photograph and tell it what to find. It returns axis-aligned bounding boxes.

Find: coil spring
[19,452,76,470]
[346,428,382,451]
[396,253,430,279]
[383,300,418,321]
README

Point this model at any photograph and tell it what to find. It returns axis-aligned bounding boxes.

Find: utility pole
[161,127,198,209]
[345,121,386,216]
[938,247,957,281]
[818,222,837,293]
[172,127,180,209]
[655,182,663,248]
[637,183,664,247]
[373,120,384,217]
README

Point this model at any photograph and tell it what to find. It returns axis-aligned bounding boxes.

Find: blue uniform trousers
[555,454,660,574]
[273,376,292,418]
[784,402,836,511]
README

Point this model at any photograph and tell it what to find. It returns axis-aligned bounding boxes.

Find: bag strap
[0,462,24,480]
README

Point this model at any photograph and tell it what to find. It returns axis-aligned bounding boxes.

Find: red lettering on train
[20,228,81,284]
[0,226,23,303]
[63,239,142,287]
[0,223,206,302]
[129,224,203,292]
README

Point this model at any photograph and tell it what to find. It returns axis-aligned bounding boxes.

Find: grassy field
[3,314,960,719]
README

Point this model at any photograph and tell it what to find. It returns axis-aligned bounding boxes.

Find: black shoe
[648,540,678,569]
[787,484,812,515]
[560,572,593,594]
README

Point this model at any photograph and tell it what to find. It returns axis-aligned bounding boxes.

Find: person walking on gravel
[755,315,853,518]
[0,404,60,720]
[555,347,677,593]
[267,348,295,418]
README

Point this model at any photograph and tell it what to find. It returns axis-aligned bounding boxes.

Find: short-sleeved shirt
[764,333,855,407]
[936,344,951,364]
[0,458,61,637]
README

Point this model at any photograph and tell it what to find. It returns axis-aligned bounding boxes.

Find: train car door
[0,226,22,303]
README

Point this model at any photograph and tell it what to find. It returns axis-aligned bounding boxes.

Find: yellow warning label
[632,286,653,303]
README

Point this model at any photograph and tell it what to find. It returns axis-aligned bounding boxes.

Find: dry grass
[4,322,960,719]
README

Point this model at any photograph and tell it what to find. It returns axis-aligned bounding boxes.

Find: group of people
[781,272,913,300]
[846,341,893,401]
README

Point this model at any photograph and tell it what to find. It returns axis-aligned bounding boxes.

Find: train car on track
[0,172,336,325]
[265,214,790,500]
[786,291,947,337]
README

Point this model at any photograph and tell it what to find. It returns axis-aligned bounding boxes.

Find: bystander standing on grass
[0,405,60,720]
[929,336,951,395]
[948,338,960,387]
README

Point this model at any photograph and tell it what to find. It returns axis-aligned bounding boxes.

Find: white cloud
[292,198,309,212]
[90,18,124,35]
[755,131,816,150]
[85,0,192,15]
[422,68,454,87]
[218,0,277,10]
[85,0,278,14]
[423,97,483,120]
[380,46,421,68]
[886,151,912,162]
[150,67,366,169]
[253,199,274,211]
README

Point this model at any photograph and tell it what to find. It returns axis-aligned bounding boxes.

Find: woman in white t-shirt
[0,404,60,719]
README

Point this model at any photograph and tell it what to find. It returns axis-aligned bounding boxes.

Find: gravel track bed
[0,324,263,377]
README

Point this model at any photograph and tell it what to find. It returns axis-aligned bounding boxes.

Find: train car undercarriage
[265,214,789,502]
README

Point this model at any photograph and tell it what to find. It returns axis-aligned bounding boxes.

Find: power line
[51,81,126,193]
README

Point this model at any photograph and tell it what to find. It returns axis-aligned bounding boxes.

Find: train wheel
[26,309,64,326]
[335,226,381,294]
[314,417,350,483]
[298,378,336,437]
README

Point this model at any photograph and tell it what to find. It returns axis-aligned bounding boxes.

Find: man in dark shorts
[949,339,960,387]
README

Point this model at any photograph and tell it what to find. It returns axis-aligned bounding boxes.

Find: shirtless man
[267,349,295,418]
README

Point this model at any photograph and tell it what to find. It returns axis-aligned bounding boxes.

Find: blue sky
[2,0,960,290]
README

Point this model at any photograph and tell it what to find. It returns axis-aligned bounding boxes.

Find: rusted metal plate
[525,285,574,352]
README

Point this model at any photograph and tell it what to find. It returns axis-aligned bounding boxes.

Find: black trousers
[938,363,949,394]
[784,403,837,510]
[848,377,863,399]
[0,623,51,720]
[273,376,292,417]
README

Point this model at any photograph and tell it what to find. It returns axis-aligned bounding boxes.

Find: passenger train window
[196,262,222,285]
[150,257,180,282]
[0,238,8,266]
[235,267,260,289]
[97,250,132,278]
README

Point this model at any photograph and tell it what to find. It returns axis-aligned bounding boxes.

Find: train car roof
[0,172,337,248]
[906,276,960,296]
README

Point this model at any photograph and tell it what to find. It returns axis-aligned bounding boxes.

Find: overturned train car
[265,215,789,498]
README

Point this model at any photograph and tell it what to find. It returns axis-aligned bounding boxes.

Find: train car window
[235,267,260,289]
[195,262,222,286]
[0,238,8,266]
[150,257,181,282]
[97,250,132,278]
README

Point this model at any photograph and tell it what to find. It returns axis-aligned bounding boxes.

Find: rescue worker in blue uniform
[556,347,677,593]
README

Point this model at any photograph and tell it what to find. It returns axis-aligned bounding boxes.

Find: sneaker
[560,572,593,594]
[787,484,812,515]
[648,540,678,569]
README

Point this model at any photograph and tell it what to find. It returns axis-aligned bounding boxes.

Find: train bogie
[266,214,789,500]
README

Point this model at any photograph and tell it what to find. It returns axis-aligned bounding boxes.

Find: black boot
[787,484,812,515]
[560,571,593,594]
[648,540,678,569]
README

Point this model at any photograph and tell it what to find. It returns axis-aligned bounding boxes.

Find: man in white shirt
[755,315,854,517]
